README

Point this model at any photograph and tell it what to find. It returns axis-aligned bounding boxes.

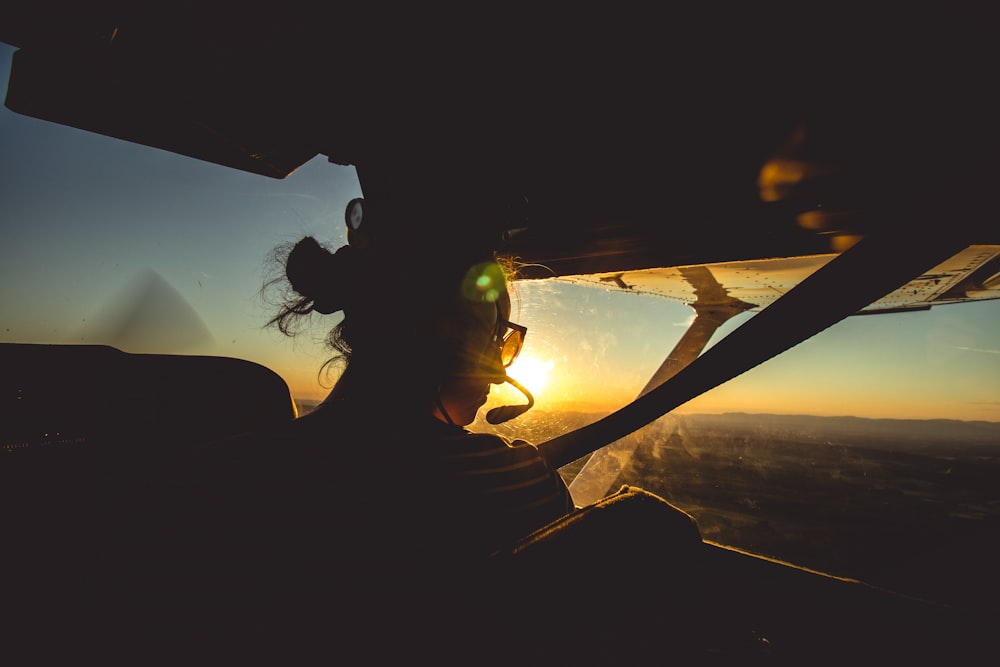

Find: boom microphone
[486,375,534,424]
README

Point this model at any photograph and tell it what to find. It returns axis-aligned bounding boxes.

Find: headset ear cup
[345,198,370,248]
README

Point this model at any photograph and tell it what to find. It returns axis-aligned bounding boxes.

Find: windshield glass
[3,41,998,615]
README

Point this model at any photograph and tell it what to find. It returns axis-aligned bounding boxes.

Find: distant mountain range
[469,409,1000,451]
[293,398,999,448]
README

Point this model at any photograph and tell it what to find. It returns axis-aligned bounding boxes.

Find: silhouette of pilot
[111,197,582,659]
[258,230,576,562]
[113,196,708,664]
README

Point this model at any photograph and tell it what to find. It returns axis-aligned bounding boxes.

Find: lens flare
[462,262,506,303]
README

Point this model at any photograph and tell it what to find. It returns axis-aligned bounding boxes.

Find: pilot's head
[430,260,525,425]
[272,235,523,426]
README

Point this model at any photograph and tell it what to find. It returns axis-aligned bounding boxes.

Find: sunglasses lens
[501,330,523,367]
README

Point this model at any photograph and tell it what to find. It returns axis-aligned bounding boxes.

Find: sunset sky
[2,42,998,423]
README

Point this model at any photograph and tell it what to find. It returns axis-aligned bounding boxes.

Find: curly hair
[263,235,520,380]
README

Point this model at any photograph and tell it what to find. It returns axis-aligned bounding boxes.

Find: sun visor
[4,46,318,178]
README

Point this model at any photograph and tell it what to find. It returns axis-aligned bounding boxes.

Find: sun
[503,354,554,397]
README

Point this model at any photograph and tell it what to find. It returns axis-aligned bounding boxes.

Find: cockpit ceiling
[555,245,1000,314]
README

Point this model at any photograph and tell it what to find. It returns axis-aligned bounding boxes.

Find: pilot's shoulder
[430,432,553,474]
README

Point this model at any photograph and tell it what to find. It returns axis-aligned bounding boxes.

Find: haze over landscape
[476,408,1000,615]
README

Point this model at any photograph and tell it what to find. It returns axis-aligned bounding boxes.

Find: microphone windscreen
[486,404,529,424]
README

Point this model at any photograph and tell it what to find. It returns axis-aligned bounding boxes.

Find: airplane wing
[558,245,1000,315]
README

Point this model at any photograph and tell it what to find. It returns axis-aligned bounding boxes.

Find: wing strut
[538,218,975,472]
[568,266,756,505]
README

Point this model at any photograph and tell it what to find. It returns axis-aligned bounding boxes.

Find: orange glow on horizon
[497,354,555,402]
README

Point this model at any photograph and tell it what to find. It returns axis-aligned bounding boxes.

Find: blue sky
[2,42,998,422]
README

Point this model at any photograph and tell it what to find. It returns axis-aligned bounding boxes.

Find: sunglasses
[493,302,527,367]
